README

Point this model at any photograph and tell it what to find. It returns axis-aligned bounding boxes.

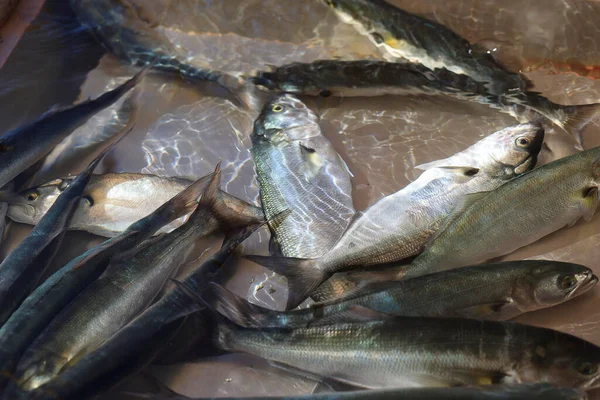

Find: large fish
[248,123,544,308]
[23,226,264,400]
[216,317,600,390]
[69,0,241,92]
[251,59,600,147]
[0,132,130,328]
[0,173,214,390]
[401,145,600,281]
[97,384,588,400]
[320,0,526,94]
[7,173,193,237]
[209,260,596,328]
[251,94,355,258]
[0,68,144,191]
[5,166,263,394]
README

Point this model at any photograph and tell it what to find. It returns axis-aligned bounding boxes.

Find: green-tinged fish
[0,68,144,191]
[106,384,589,400]
[5,166,263,395]
[0,130,131,328]
[215,317,600,390]
[69,0,241,91]
[252,59,600,147]
[208,260,596,328]
[24,226,263,400]
[251,94,355,258]
[6,172,264,237]
[247,123,544,308]
[400,145,600,281]
[321,0,526,94]
[0,173,214,390]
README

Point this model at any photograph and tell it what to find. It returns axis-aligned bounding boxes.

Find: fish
[6,171,264,237]
[0,67,144,191]
[208,260,597,328]
[320,0,527,95]
[104,384,589,400]
[69,0,242,92]
[400,145,600,281]
[22,226,265,400]
[247,122,544,308]
[7,173,194,237]
[4,165,263,394]
[251,59,600,148]
[0,172,215,390]
[251,94,355,258]
[215,317,600,390]
[0,128,132,328]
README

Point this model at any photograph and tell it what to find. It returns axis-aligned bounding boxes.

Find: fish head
[6,178,73,225]
[513,261,597,309]
[479,122,544,178]
[523,334,600,389]
[252,94,320,144]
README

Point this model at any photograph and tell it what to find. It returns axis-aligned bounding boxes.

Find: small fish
[6,172,264,237]
[0,172,214,390]
[69,0,242,92]
[208,260,597,328]
[401,145,600,281]
[24,226,263,400]
[321,0,527,94]
[0,68,144,191]
[0,129,131,328]
[109,384,589,400]
[251,94,355,258]
[5,165,263,394]
[247,123,544,308]
[252,59,600,148]
[215,316,600,390]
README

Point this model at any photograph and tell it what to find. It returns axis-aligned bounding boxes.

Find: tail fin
[244,255,327,309]
[562,103,600,149]
[187,163,221,223]
[207,283,275,328]
[155,173,214,223]
[91,65,150,108]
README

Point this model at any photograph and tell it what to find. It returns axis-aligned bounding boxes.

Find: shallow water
[1,0,600,398]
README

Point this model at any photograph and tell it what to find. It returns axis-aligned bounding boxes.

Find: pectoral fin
[582,187,599,222]
[309,305,394,327]
[455,301,518,320]
[299,144,325,184]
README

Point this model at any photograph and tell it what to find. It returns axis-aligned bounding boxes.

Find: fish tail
[248,73,277,90]
[90,66,149,109]
[561,103,600,149]
[161,173,215,221]
[244,255,327,309]
[207,282,276,328]
[196,163,222,210]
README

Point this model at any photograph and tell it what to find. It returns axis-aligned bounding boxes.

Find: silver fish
[216,317,600,390]
[402,145,600,281]
[8,173,200,237]
[247,123,544,308]
[209,260,597,328]
[108,384,588,400]
[251,59,600,148]
[251,94,355,258]
[5,166,262,394]
[0,68,144,191]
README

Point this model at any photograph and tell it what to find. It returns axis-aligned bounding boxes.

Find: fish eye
[515,136,531,148]
[576,361,598,376]
[560,275,577,290]
[371,32,385,44]
[271,104,285,113]
[25,191,38,202]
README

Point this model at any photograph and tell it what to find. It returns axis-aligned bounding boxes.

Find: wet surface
[1,0,600,398]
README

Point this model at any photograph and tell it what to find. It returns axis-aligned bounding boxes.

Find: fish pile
[0,0,599,399]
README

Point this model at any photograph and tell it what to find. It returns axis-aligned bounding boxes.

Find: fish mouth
[571,272,599,299]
